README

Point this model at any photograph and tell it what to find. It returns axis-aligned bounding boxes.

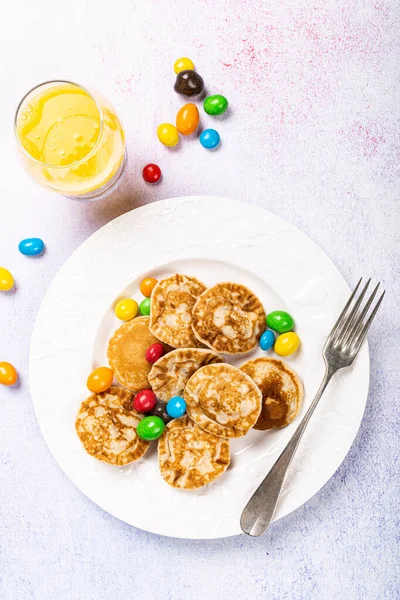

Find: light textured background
[0,1,399,599]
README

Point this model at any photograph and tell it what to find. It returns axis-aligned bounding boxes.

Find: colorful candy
[157,123,179,147]
[166,396,186,419]
[0,362,18,386]
[274,332,300,357]
[176,103,199,136]
[18,237,45,257]
[133,389,157,413]
[115,298,139,321]
[145,343,164,364]
[142,163,161,183]
[203,94,228,116]
[174,57,195,74]
[200,129,220,149]
[152,399,173,424]
[139,297,151,316]
[87,366,114,393]
[174,70,204,96]
[266,311,295,333]
[259,330,275,351]
[0,267,14,291]
[137,415,165,441]
[140,277,158,297]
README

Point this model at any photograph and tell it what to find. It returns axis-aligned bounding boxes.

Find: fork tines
[329,278,385,355]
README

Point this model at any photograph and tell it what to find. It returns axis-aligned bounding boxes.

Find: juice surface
[16,83,125,196]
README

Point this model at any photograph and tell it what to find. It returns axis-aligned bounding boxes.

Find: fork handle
[240,367,335,537]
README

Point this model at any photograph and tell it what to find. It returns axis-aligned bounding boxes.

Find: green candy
[137,416,165,441]
[139,297,151,316]
[266,310,294,333]
[203,94,229,116]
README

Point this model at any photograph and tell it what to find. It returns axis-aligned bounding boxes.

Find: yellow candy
[174,57,195,74]
[157,123,179,147]
[274,332,300,357]
[0,267,14,291]
[115,298,139,321]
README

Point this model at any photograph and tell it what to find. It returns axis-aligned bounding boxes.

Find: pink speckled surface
[0,0,398,598]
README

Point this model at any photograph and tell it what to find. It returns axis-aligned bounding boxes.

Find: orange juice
[15,82,125,198]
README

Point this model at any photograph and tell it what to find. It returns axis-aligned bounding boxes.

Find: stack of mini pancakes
[76,274,303,490]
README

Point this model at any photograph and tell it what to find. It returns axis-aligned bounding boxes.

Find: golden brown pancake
[192,282,266,354]
[107,316,169,392]
[149,274,206,348]
[148,347,224,402]
[158,415,230,489]
[240,358,303,430]
[184,363,262,438]
[75,387,149,465]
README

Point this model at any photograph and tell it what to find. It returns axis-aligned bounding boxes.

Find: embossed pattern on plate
[29,197,369,539]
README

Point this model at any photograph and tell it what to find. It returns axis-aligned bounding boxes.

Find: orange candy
[140,277,158,297]
[87,367,114,393]
[0,362,18,386]
[176,103,199,136]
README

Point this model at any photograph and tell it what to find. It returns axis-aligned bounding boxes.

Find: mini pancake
[107,316,169,392]
[184,363,262,438]
[192,282,266,354]
[148,347,224,402]
[240,358,303,430]
[75,387,149,465]
[149,274,206,348]
[158,415,230,490]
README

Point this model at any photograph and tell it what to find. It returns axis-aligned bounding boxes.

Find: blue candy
[259,329,275,351]
[199,128,220,149]
[18,237,44,257]
[166,396,187,419]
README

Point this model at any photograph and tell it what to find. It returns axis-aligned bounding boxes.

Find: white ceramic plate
[30,196,369,539]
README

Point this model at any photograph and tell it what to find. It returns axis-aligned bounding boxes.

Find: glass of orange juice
[14,80,126,199]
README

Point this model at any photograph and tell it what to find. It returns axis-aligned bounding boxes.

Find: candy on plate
[115,298,139,321]
[87,366,114,393]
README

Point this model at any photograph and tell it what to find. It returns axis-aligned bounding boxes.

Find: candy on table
[157,123,179,147]
[274,332,300,357]
[174,70,204,97]
[140,277,158,297]
[266,311,295,333]
[87,366,114,393]
[0,267,14,291]
[142,163,161,184]
[139,297,151,316]
[145,342,165,364]
[259,329,275,351]
[0,362,18,386]
[152,399,173,424]
[133,389,157,413]
[137,415,165,441]
[174,57,195,74]
[18,237,45,257]
[115,298,139,321]
[166,396,186,419]
[203,94,229,116]
[176,103,200,136]
[200,128,220,149]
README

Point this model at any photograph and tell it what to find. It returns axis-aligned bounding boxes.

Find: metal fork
[240,278,385,537]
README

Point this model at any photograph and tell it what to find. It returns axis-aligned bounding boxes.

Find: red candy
[145,342,164,364]
[142,163,161,184]
[133,389,157,413]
